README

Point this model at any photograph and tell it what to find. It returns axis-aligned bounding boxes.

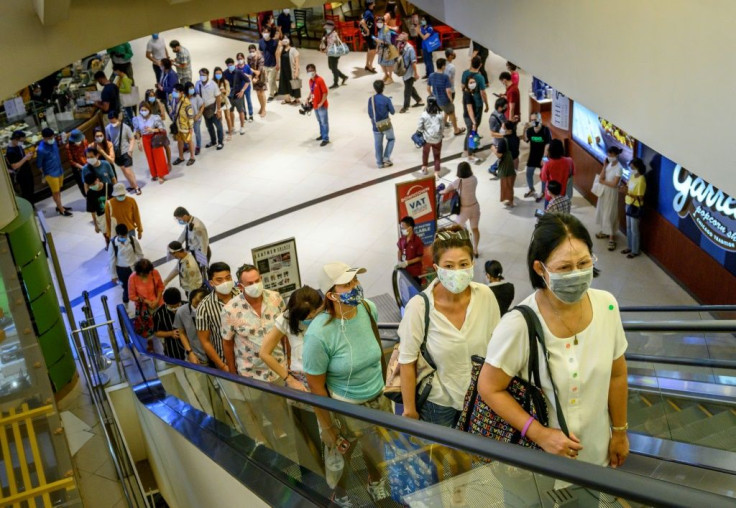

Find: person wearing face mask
[440,162,481,256]
[106,182,143,240]
[484,260,514,315]
[36,128,72,216]
[319,22,347,90]
[173,206,210,270]
[196,68,224,150]
[479,213,629,470]
[129,258,165,350]
[105,112,141,194]
[418,16,436,78]
[84,173,111,249]
[164,241,203,296]
[169,83,196,166]
[173,287,210,365]
[184,81,204,156]
[156,58,179,102]
[373,17,396,84]
[146,33,169,83]
[93,71,121,117]
[221,263,285,378]
[417,96,443,175]
[396,216,425,282]
[487,97,509,178]
[132,101,169,182]
[109,224,144,306]
[223,57,250,133]
[81,146,117,194]
[522,112,551,200]
[5,130,35,203]
[306,63,330,146]
[246,45,268,117]
[498,71,521,123]
[259,27,280,102]
[621,158,646,259]
[234,53,255,122]
[64,129,88,196]
[399,226,500,427]
[462,75,482,161]
[594,146,624,251]
[540,139,575,207]
[397,33,423,114]
[154,287,186,360]
[90,126,116,171]
[303,262,391,505]
[195,262,239,371]
[276,8,292,38]
[212,67,234,139]
[360,0,378,73]
[276,37,302,102]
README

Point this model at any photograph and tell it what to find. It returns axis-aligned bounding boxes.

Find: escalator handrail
[380,320,736,332]
[620,305,736,313]
[625,354,736,370]
[116,304,735,508]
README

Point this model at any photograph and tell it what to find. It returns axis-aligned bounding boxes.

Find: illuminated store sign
[672,165,736,252]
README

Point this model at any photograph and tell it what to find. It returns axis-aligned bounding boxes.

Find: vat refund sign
[672,165,736,252]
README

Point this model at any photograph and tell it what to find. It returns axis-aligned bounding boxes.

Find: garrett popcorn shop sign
[672,165,736,252]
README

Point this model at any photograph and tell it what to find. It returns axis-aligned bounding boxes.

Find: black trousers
[71,167,86,196]
[153,64,162,84]
[327,56,347,85]
[15,167,34,203]
[403,77,422,109]
[204,114,224,145]
[116,266,133,303]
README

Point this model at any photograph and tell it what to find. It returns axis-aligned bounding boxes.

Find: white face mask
[263,33,271,40]
[214,280,235,295]
[242,281,264,298]
[608,156,618,163]
[140,110,150,117]
[435,266,474,294]
[468,83,477,90]
[308,71,316,79]
[87,157,98,165]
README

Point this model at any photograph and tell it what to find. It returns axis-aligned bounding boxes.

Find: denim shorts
[419,400,460,428]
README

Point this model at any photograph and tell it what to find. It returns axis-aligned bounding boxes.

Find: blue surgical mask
[118,236,127,243]
[172,91,180,99]
[200,75,207,82]
[115,196,126,202]
[147,96,156,103]
[215,73,223,80]
[421,20,427,26]
[188,88,195,95]
[177,219,186,225]
[302,318,313,327]
[152,33,159,40]
[337,285,364,307]
[227,65,236,72]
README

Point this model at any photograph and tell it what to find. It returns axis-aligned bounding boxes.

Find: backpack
[395,51,408,77]
[112,237,137,261]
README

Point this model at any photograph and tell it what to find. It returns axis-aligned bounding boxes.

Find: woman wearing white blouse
[398,225,501,427]
[478,213,629,468]
[133,101,169,183]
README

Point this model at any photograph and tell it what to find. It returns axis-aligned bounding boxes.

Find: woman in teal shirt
[304,262,389,505]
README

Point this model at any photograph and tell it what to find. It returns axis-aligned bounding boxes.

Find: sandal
[608,240,616,251]
[621,249,631,254]
[595,232,608,239]
[172,158,185,166]
[454,128,467,136]
[421,166,428,175]
[626,253,640,259]
[135,188,142,195]
[186,159,196,166]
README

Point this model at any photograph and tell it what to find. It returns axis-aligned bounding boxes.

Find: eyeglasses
[544,254,597,274]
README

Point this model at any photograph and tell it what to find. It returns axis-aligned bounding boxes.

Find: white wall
[413,0,736,196]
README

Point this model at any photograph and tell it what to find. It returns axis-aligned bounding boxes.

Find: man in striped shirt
[195,262,239,370]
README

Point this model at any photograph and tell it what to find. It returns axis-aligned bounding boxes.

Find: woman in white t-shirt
[595,146,623,251]
[399,225,501,427]
[259,286,323,390]
[478,213,629,468]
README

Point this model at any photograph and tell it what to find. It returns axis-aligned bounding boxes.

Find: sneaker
[329,84,339,90]
[267,96,274,102]
[524,190,535,198]
[399,107,408,114]
[315,136,324,141]
[330,492,353,507]
[205,142,216,148]
[239,127,245,135]
[320,140,330,147]
[216,144,224,150]
[195,147,201,155]
[248,117,254,123]
[57,208,73,217]
[367,479,389,502]
[535,194,544,203]
[383,160,393,167]
[341,76,348,85]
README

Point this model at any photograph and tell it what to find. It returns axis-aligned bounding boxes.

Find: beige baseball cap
[319,262,366,293]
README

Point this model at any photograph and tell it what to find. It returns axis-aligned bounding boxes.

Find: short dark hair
[93,71,107,80]
[286,286,323,335]
[503,120,515,131]
[169,40,180,48]
[607,146,623,156]
[494,97,508,110]
[527,214,593,289]
[84,173,99,185]
[548,139,565,159]
[115,224,128,236]
[400,216,415,228]
[173,83,185,92]
[547,180,562,196]
[373,80,385,94]
[236,263,258,282]
[85,146,97,155]
[173,207,189,218]
[112,64,126,73]
[163,287,182,305]
[248,44,257,51]
[161,58,172,69]
[436,58,446,70]
[134,258,154,276]
[306,63,316,71]
[470,56,481,69]
[629,157,646,174]
[207,262,231,281]
[432,225,473,265]
[484,260,504,280]
[184,81,195,92]
[236,52,245,60]
[225,57,235,65]
[506,62,518,71]
[457,161,473,178]
[199,68,209,75]
[444,48,455,58]
[499,71,512,82]
[168,240,184,252]
[189,287,210,304]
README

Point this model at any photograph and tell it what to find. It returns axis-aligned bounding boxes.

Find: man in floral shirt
[221,263,285,380]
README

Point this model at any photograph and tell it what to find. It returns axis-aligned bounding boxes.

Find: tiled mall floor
[39,27,698,506]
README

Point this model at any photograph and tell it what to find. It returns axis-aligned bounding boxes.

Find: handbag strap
[514,305,570,437]
[371,95,377,125]
[362,300,387,380]
[417,292,436,370]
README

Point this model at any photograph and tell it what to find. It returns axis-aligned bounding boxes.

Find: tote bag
[591,175,604,197]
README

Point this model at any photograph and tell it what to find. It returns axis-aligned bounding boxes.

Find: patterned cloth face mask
[337,285,364,307]
[436,266,474,294]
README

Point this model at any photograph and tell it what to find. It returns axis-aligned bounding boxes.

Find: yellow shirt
[625,174,646,206]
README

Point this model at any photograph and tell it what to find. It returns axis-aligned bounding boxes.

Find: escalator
[113,304,736,508]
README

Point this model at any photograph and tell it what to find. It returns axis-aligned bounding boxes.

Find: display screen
[572,101,636,165]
